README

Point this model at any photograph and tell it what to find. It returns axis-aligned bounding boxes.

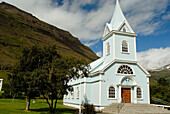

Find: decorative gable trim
[89,59,150,77]
[118,21,135,33]
[103,23,111,37]
[102,30,137,41]
[136,63,151,77]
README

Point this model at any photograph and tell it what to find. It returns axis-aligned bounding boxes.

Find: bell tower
[102,0,137,64]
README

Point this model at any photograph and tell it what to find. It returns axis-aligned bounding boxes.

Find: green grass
[0,99,77,114]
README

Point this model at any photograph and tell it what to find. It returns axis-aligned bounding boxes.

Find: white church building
[63,0,150,110]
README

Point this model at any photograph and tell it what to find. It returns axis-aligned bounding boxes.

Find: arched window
[122,40,128,53]
[109,86,115,98]
[117,65,133,74]
[106,42,110,55]
[77,87,79,99]
[137,87,142,98]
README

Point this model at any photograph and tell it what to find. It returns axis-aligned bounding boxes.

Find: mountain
[149,64,170,83]
[0,2,99,84]
[0,2,98,69]
[149,64,170,72]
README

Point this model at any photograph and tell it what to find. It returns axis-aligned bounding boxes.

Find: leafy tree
[9,45,89,112]
[9,45,44,110]
[158,78,169,86]
[36,53,89,113]
[150,77,170,104]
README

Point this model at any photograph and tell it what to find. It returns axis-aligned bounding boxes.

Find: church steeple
[102,0,137,63]
[110,0,134,33]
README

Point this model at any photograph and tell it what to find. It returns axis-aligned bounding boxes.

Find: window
[68,92,70,99]
[117,65,133,74]
[109,86,115,98]
[71,88,74,99]
[122,40,128,53]
[77,87,79,99]
[106,42,110,55]
[137,87,142,98]
[123,28,126,32]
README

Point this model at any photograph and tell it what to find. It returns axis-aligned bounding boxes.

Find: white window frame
[137,86,143,100]
[107,85,117,100]
[116,64,134,75]
[71,88,74,99]
[121,40,129,54]
[68,91,70,99]
[77,87,79,99]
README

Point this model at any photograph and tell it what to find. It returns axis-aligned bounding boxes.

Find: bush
[82,103,96,114]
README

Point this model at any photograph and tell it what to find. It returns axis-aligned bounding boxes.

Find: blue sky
[0,0,170,69]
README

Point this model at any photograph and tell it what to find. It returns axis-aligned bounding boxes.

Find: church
[63,0,150,110]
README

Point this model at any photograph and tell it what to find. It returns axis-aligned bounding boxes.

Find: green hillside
[0,2,98,84]
[149,70,170,83]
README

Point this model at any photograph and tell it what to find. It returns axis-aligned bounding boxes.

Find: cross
[126,78,129,82]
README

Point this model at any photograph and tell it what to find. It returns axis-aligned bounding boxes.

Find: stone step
[101,103,170,114]
[119,104,170,114]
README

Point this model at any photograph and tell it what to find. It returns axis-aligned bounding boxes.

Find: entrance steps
[100,103,170,114]
[101,103,120,114]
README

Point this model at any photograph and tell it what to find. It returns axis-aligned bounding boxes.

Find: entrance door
[121,88,131,103]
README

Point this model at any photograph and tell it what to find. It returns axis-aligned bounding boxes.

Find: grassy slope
[0,99,77,114]
[0,2,98,68]
[149,70,170,83]
[0,2,98,84]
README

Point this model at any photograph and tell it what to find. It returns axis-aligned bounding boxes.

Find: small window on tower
[123,28,126,32]
[106,42,110,55]
[122,40,128,53]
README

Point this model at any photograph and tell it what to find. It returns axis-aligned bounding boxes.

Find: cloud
[1,0,169,41]
[162,12,170,20]
[120,0,169,36]
[96,51,102,57]
[84,40,99,47]
[137,47,170,70]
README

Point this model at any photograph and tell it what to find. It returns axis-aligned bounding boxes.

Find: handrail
[117,103,124,113]
[152,104,170,109]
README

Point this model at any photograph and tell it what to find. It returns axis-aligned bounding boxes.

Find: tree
[9,45,44,110]
[150,77,170,104]
[36,53,89,113]
[9,45,90,112]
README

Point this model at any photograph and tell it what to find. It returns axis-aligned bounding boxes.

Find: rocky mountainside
[149,64,170,83]
[150,64,170,72]
[0,2,98,69]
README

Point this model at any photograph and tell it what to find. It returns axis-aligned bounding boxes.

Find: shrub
[82,103,96,114]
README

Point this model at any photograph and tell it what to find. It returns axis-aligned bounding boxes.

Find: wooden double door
[121,88,131,103]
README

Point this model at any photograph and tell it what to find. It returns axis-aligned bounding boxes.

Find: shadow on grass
[30,107,77,113]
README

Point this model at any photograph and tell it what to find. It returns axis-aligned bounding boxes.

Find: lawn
[0,99,77,114]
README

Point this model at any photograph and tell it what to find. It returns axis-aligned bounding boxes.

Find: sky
[0,0,170,70]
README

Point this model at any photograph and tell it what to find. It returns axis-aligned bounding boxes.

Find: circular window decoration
[117,65,133,74]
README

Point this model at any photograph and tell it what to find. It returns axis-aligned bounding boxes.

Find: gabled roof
[110,0,134,33]
[89,59,150,77]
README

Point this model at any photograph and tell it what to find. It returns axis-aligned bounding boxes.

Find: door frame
[121,87,131,103]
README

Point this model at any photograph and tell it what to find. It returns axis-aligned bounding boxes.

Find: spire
[110,0,134,33]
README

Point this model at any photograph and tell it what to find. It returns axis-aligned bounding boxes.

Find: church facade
[63,0,150,110]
